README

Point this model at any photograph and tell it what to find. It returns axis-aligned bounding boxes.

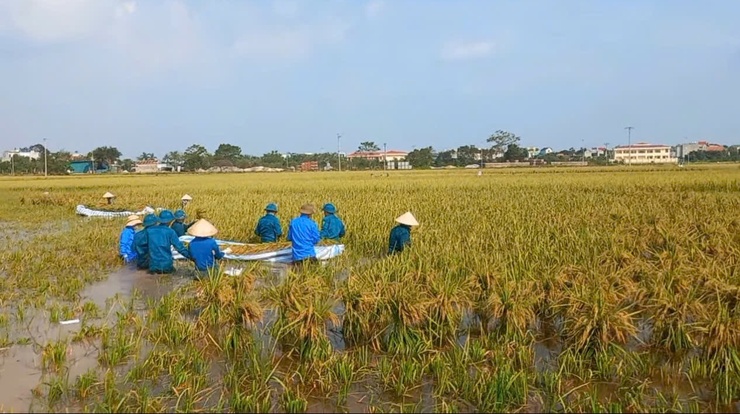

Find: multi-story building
[675,141,726,159]
[346,150,408,162]
[1,148,41,162]
[613,142,678,164]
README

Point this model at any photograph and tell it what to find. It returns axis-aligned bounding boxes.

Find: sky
[1,0,739,159]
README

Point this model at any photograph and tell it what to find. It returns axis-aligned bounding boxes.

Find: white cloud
[364,0,384,19]
[440,40,494,61]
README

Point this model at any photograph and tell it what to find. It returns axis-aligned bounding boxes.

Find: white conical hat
[126,218,143,227]
[127,214,140,221]
[395,212,419,226]
[103,192,115,198]
[187,219,218,237]
[181,194,193,201]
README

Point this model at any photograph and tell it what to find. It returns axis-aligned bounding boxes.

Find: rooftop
[614,142,670,149]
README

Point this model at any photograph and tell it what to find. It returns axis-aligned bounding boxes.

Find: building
[346,150,408,162]
[538,147,554,157]
[69,160,110,174]
[613,142,678,164]
[299,161,319,171]
[2,148,41,162]
[526,147,540,158]
[675,141,726,159]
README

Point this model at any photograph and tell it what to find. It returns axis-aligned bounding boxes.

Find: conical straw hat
[126,218,142,227]
[395,212,419,226]
[187,219,218,237]
[103,192,115,198]
[181,194,193,201]
[127,214,140,221]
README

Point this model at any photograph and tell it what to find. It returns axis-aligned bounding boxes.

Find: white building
[2,148,41,162]
[613,142,678,164]
[526,147,540,159]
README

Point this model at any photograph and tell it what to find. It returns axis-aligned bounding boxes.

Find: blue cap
[143,214,158,228]
[174,209,186,220]
[159,209,175,223]
[322,203,337,214]
[265,203,278,212]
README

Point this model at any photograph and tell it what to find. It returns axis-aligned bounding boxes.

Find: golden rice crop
[1,164,739,412]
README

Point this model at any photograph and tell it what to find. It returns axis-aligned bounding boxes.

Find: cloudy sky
[1,0,739,158]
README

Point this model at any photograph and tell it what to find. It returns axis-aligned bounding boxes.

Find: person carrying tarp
[146,209,192,274]
[187,219,230,276]
[388,211,419,254]
[320,203,346,240]
[119,214,142,263]
[171,209,192,237]
[134,214,159,270]
[287,204,321,263]
[255,203,283,243]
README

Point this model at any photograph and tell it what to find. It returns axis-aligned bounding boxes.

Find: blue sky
[1,0,739,159]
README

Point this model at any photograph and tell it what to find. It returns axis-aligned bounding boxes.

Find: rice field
[1,164,739,413]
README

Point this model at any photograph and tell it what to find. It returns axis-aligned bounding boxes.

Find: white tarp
[76,204,156,218]
[172,235,345,264]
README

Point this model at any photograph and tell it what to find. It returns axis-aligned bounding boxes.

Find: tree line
[2,132,737,175]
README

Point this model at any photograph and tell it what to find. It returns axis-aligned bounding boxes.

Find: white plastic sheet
[172,235,345,264]
[76,204,156,218]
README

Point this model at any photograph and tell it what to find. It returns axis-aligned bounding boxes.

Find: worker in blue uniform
[171,209,192,237]
[254,203,283,243]
[119,215,142,263]
[146,209,191,274]
[287,204,321,263]
[134,214,159,270]
[388,211,419,254]
[187,219,229,276]
[319,203,346,240]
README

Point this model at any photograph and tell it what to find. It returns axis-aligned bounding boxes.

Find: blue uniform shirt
[388,224,412,254]
[320,214,346,240]
[133,229,149,269]
[255,213,283,243]
[119,226,137,263]
[146,225,190,273]
[171,221,188,237]
[287,214,321,261]
[188,236,224,271]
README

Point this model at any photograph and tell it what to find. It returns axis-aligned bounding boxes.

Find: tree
[183,144,211,171]
[261,150,285,167]
[358,141,380,152]
[503,143,529,162]
[434,149,456,167]
[213,143,242,164]
[456,145,481,166]
[120,159,135,172]
[137,152,155,161]
[162,151,184,169]
[406,146,435,169]
[91,146,122,167]
[486,130,521,155]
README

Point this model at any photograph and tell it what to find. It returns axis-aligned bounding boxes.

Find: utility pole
[10,154,14,176]
[43,138,48,177]
[604,142,610,162]
[625,126,634,165]
[383,142,387,170]
[337,133,341,172]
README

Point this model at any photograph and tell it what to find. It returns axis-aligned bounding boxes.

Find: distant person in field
[287,204,321,263]
[187,219,230,276]
[145,209,192,274]
[134,214,159,270]
[388,212,419,254]
[171,209,192,237]
[119,215,142,264]
[255,203,283,243]
[320,203,346,240]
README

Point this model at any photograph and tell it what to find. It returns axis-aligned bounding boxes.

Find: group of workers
[119,201,419,275]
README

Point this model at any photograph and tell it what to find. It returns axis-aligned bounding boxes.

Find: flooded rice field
[1,168,740,412]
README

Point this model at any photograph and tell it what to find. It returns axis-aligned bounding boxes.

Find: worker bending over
[146,209,191,274]
[287,204,321,264]
[320,203,346,240]
[388,212,419,254]
[119,214,142,264]
[255,203,283,243]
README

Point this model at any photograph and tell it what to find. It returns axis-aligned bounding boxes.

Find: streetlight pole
[43,138,48,177]
[624,126,634,165]
[337,133,341,172]
[604,142,610,162]
[383,143,387,170]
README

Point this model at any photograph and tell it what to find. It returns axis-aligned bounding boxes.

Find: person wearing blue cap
[171,209,192,237]
[254,203,283,243]
[319,203,346,240]
[134,214,159,270]
[145,209,192,274]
